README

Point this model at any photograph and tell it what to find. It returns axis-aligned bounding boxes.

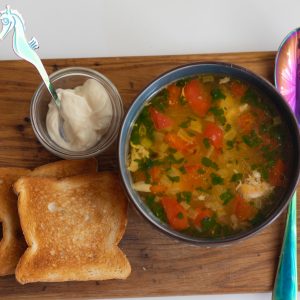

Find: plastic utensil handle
[0,6,60,108]
[272,193,297,300]
[33,60,61,108]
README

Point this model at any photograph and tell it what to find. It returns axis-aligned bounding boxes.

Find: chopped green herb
[145,171,151,184]
[269,124,285,143]
[167,175,180,182]
[225,124,232,132]
[197,168,206,174]
[179,166,186,174]
[211,88,226,101]
[260,145,277,163]
[201,216,217,231]
[220,190,234,205]
[168,147,177,154]
[130,107,154,144]
[187,130,196,137]
[176,77,191,87]
[209,107,226,125]
[250,212,265,225]
[196,187,210,193]
[201,157,219,170]
[251,164,270,181]
[176,191,192,204]
[260,168,269,181]
[242,130,262,148]
[179,119,191,128]
[151,89,168,112]
[241,88,270,112]
[137,157,154,170]
[210,173,224,185]
[231,173,243,182]
[179,95,187,105]
[259,123,271,134]
[146,195,167,222]
[203,138,211,149]
[226,139,235,150]
[164,154,185,165]
[177,212,184,219]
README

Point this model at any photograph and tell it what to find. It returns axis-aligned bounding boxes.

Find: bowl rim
[118,61,300,246]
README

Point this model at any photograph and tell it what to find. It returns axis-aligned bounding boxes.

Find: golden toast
[14,172,131,284]
[0,159,97,276]
[0,168,30,276]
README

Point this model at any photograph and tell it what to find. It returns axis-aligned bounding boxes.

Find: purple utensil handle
[296,42,300,123]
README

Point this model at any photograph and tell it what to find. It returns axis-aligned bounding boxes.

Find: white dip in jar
[46,79,113,151]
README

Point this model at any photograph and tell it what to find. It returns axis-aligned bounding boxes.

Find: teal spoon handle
[272,193,297,300]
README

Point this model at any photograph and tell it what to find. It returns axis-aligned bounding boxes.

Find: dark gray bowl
[118,62,300,246]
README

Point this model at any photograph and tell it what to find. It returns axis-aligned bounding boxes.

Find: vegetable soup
[127,75,286,238]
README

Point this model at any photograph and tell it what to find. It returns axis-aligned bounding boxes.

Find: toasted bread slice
[31,158,98,179]
[14,172,130,284]
[0,159,98,276]
[0,168,30,276]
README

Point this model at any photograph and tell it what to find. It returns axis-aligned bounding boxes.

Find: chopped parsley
[176,191,192,204]
[179,95,187,105]
[201,157,219,170]
[225,124,232,132]
[220,190,234,205]
[209,107,226,125]
[201,216,217,231]
[167,175,180,182]
[241,88,270,112]
[196,187,211,193]
[176,77,191,87]
[210,173,224,185]
[179,166,186,174]
[203,138,211,149]
[146,195,167,222]
[179,118,191,128]
[211,88,226,102]
[242,130,262,148]
[164,154,185,165]
[177,212,184,219]
[130,107,154,144]
[151,89,168,112]
[231,173,243,182]
[226,139,235,150]
[269,124,285,143]
[197,168,206,174]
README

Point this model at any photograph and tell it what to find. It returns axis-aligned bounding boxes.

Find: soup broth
[128,75,286,238]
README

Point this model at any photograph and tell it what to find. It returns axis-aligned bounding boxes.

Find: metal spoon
[273,28,300,300]
[0,6,68,142]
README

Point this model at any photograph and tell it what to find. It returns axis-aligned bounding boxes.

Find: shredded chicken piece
[238,170,274,200]
[219,77,230,84]
[127,143,149,172]
[239,104,249,113]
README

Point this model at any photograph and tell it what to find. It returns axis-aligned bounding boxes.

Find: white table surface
[0,0,299,299]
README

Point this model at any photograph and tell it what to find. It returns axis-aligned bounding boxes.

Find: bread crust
[0,159,98,276]
[14,172,130,284]
[31,158,98,179]
[0,168,30,275]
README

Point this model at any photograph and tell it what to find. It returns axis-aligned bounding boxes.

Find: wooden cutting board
[0,51,299,299]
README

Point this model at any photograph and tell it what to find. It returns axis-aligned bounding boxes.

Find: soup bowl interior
[118,62,300,246]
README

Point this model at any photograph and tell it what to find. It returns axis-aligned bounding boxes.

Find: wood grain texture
[0,51,299,299]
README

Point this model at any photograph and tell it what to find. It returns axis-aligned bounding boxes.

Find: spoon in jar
[273,27,300,300]
[0,6,68,142]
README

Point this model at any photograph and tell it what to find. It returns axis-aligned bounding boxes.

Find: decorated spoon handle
[0,6,60,108]
[272,193,297,300]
